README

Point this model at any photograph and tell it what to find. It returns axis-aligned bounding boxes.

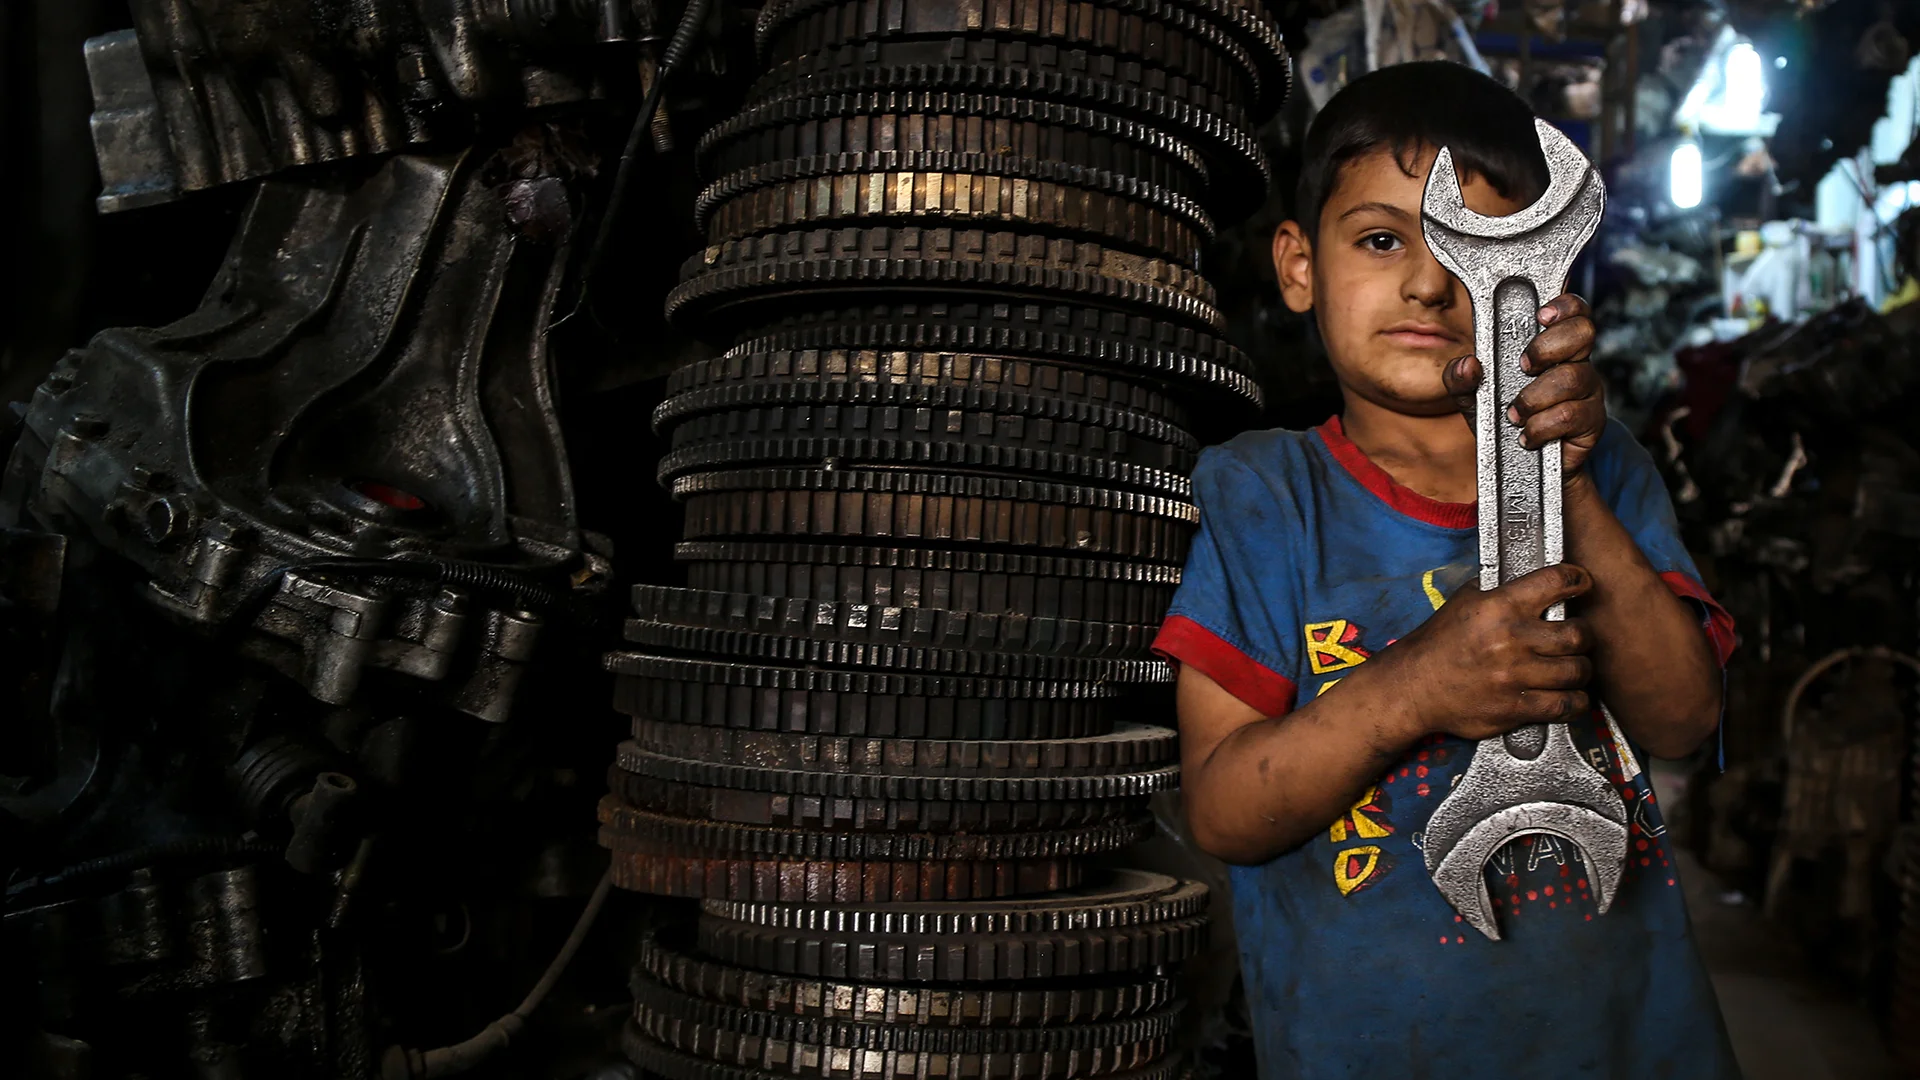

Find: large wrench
[1417,119,1627,941]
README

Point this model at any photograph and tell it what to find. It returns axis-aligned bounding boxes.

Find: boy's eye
[1361,232,1404,254]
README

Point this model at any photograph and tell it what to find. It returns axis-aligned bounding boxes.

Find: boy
[1153,62,1741,1077]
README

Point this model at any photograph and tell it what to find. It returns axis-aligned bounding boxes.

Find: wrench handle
[1476,275,1564,607]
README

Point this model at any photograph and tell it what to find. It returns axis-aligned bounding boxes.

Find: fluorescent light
[1725,43,1765,129]
[1671,142,1703,209]
[1774,56,1787,69]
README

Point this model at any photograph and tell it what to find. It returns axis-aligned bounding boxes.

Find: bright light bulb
[1724,43,1765,128]
[1671,142,1703,209]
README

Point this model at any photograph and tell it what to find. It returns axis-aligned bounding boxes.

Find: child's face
[1273,146,1531,417]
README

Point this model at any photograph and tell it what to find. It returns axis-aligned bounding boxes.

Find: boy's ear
[1271,221,1315,314]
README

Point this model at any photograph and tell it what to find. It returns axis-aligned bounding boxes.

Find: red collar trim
[1312,416,1478,530]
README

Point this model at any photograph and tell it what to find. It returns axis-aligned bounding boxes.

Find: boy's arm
[1180,565,1596,865]
[1562,475,1721,758]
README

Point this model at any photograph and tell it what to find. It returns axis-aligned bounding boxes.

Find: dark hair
[1294,61,1551,241]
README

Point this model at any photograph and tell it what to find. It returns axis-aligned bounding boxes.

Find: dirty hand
[1376,563,1595,743]
[1440,293,1605,475]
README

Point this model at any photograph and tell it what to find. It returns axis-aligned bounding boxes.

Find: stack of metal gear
[601,0,1288,1075]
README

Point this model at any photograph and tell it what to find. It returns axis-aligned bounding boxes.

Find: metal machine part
[84,0,657,213]
[1417,118,1625,941]
[3,133,609,722]
[7,3,655,1076]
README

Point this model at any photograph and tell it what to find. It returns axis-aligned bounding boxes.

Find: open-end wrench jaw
[1421,725,1629,940]
[1416,118,1624,942]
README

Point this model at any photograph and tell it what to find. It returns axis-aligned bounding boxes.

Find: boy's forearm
[1562,476,1721,757]
[1182,662,1427,863]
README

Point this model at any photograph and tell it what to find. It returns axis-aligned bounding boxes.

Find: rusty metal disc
[604,847,1080,902]
[629,977,1178,1076]
[597,795,1154,859]
[607,652,1117,740]
[620,619,1168,681]
[628,584,1160,660]
[612,740,1180,802]
[607,767,1148,832]
[672,466,1197,565]
[607,652,1116,740]
[623,718,1177,776]
[633,925,1179,1027]
[729,304,1260,417]
[699,96,1207,198]
[621,1024,1191,1080]
[738,59,1267,217]
[695,871,1210,981]
[667,226,1223,335]
[753,0,1290,116]
[661,347,1193,429]
[756,0,1265,108]
[657,357,1194,441]
[670,541,1179,628]
[661,402,1197,487]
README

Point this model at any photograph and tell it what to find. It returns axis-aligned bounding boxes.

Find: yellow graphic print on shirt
[1304,619,1371,674]
[1330,785,1395,897]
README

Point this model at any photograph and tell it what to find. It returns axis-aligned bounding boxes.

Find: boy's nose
[1403,243,1460,309]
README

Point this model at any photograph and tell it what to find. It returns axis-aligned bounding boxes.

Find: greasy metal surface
[728,306,1261,413]
[697,911,1209,982]
[699,97,1207,197]
[657,355,1195,434]
[662,400,1198,482]
[622,719,1175,775]
[1418,118,1625,940]
[598,797,1153,859]
[2,140,606,720]
[620,618,1171,681]
[604,847,1082,902]
[612,739,1181,801]
[628,583,1162,658]
[754,0,1292,117]
[84,1,652,211]
[672,466,1198,563]
[630,984,1176,1076]
[757,0,1266,106]
[621,1024,1193,1080]
[632,972,1179,1048]
[737,57,1267,209]
[634,925,1178,1027]
[702,165,1211,267]
[667,226,1226,333]
[608,651,1119,740]
[608,769,1147,832]
[671,541,1180,626]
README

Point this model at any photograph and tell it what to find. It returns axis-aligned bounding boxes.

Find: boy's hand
[1441,293,1605,475]
[1378,563,1595,743]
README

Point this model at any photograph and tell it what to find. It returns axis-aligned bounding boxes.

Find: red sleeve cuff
[1659,571,1737,667]
[1152,614,1297,717]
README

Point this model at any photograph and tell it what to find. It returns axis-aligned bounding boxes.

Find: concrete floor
[1660,768,1905,1080]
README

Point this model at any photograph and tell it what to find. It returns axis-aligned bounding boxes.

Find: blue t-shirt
[1153,415,1740,1080]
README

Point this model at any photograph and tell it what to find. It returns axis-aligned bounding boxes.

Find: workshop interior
[3,0,1920,1077]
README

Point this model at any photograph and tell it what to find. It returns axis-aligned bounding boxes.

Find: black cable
[6,836,282,905]
[553,0,713,332]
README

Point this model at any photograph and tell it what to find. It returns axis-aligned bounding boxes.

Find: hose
[380,869,615,1080]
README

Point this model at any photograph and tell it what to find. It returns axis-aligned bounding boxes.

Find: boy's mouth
[1379,320,1462,351]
